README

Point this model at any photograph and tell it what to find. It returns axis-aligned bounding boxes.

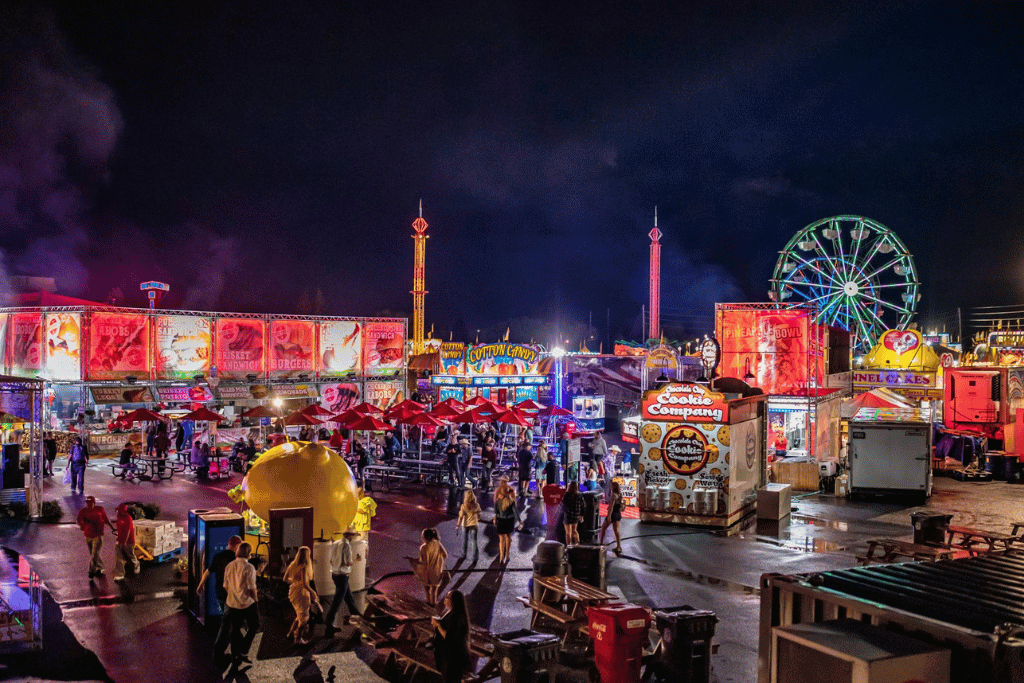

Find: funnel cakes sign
[642,383,729,423]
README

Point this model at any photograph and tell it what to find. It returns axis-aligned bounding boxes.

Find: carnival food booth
[0,305,407,453]
[638,382,767,528]
[716,303,848,459]
[429,342,546,406]
[854,328,944,409]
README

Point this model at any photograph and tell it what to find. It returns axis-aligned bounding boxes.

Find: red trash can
[542,484,565,506]
[587,604,652,682]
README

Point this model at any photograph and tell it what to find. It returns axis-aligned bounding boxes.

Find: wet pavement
[2,458,1023,683]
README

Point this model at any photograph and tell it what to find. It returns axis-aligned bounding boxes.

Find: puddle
[635,558,759,595]
[790,513,849,532]
[755,536,846,554]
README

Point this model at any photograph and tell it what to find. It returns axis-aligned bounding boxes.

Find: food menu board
[45,312,82,380]
[7,312,43,378]
[363,321,405,377]
[269,320,316,378]
[363,380,404,410]
[319,321,361,377]
[215,318,265,379]
[155,315,212,380]
[88,312,151,380]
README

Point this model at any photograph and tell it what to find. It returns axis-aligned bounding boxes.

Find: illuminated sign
[320,382,361,414]
[7,312,43,378]
[852,370,935,387]
[717,308,821,395]
[319,320,361,377]
[642,382,729,423]
[157,386,214,402]
[88,312,150,380]
[465,343,539,374]
[215,318,265,379]
[45,312,81,380]
[882,329,921,355]
[363,380,404,409]
[269,320,316,378]
[363,321,405,376]
[661,425,711,476]
[155,315,212,380]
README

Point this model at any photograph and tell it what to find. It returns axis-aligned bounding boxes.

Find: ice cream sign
[642,382,729,423]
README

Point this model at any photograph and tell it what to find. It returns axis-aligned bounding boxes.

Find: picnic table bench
[857,538,956,565]
[112,456,185,481]
[946,525,1021,554]
[1010,521,1024,537]
[362,465,414,491]
[519,575,620,643]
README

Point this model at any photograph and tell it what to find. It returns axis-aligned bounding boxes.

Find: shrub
[40,500,63,522]
[121,501,161,520]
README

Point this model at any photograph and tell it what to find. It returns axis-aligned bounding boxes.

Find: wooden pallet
[950,468,992,482]
[138,546,183,564]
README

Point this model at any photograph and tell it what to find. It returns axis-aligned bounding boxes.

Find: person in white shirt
[222,542,260,668]
[323,527,361,636]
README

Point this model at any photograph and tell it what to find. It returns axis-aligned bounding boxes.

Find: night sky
[2,2,1023,343]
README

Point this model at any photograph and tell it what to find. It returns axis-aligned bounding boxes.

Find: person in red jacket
[77,497,115,579]
[113,504,140,581]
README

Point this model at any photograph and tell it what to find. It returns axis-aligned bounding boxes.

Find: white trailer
[847,406,932,500]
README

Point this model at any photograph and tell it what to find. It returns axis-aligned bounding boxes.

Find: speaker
[2,444,24,489]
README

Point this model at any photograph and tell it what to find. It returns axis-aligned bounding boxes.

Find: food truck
[638,382,767,527]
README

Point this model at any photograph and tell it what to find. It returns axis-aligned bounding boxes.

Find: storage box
[757,483,792,520]
[834,474,849,497]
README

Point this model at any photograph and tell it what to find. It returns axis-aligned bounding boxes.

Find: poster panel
[319,382,362,415]
[88,311,150,380]
[362,321,405,377]
[440,342,466,374]
[155,315,212,380]
[363,380,404,410]
[717,308,816,395]
[7,311,43,378]
[157,386,215,402]
[638,418,732,516]
[45,312,82,381]
[465,343,541,375]
[91,386,155,404]
[215,317,265,380]
[0,314,6,374]
[268,320,316,378]
[318,321,361,377]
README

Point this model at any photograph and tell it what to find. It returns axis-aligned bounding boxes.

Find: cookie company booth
[638,382,767,528]
[430,342,546,405]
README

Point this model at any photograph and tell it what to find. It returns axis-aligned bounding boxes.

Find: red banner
[717,308,820,395]
[7,312,43,378]
[269,320,316,378]
[88,312,151,380]
[363,321,405,376]
[642,383,729,423]
[215,318,265,379]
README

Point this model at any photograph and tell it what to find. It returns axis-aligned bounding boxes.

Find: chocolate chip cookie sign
[215,317,266,379]
[661,425,711,476]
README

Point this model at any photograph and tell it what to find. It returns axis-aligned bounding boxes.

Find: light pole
[551,346,566,408]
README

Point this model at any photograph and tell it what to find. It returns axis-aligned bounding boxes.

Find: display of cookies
[648,447,663,461]
[710,467,722,476]
[641,423,662,443]
[638,463,645,474]
[717,425,731,446]
[674,478,687,490]
[698,423,715,433]
[669,492,684,509]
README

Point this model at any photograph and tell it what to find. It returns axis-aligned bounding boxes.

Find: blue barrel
[987,454,1005,480]
[1005,456,1019,482]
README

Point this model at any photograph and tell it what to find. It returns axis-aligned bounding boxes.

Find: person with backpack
[68,436,89,495]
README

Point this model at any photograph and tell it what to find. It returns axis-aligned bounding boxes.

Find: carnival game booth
[0,305,407,452]
[429,342,546,406]
[637,382,767,528]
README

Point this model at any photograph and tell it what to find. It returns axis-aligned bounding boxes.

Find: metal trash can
[649,607,717,683]
[531,541,566,602]
[494,629,560,683]
[579,491,601,544]
[911,512,953,546]
[566,543,606,591]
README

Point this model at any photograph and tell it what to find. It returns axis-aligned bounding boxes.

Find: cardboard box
[758,483,792,520]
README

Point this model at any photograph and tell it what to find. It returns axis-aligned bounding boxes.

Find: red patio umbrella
[401,412,446,427]
[451,408,495,424]
[436,397,466,411]
[513,399,546,413]
[539,405,573,417]
[119,408,165,424]
[495,408,531,428]
[346,414,392,431]
[240,405,279,419]
[466,395,503,410]
[385,400,424,421]
[351,402,385,416]
[283,411,323,426]
[430,403,463,419]
[180,407,226,423]
[300,404,334,417]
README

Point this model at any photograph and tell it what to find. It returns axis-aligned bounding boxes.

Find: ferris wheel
[769,215,919,351]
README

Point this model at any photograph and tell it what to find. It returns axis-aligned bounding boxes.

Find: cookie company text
[648,392,724,422]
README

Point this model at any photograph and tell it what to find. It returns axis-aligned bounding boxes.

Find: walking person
[599,481,624,555]
[145,423,156,456]
[459,437,474,488]
[493,478,519,564]
[43,432,57,476]
[562,481,583,546]
[516,438,533,498]
[457,490,481,563]
[113,504,141,581]
[283,546,320,645]
[174,422,186,459]
[479,436,497,492]
[76,496,114,578]
[196,535,243,670]
[409,528,447,604]
[544,449,559,486]
[68,436,89,495]
[323,528,361,636]
[445,437,462,489]
[431,589,471,683]
[604,445,620,500]
[532,444,548,498]
[223,542,260,667]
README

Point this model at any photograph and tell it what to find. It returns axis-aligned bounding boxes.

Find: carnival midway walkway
[2,455,1022,683]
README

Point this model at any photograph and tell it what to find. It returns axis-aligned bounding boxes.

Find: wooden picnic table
[1010,521,1024,537]
[946,525,1021,554]
[858,538,956,565]
[519,575,619,638]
